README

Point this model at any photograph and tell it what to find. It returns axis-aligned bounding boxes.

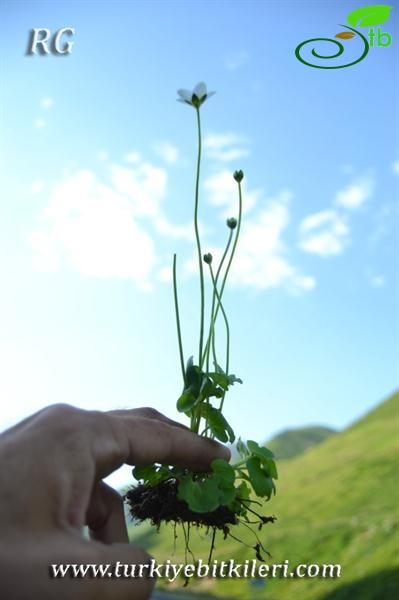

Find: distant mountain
[265,425,337,460]
[130,390,399,600]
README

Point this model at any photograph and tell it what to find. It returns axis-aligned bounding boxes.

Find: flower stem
[173,253,186,386]
[207,264,231,382]
[194,107,205,366]
[211,180,243,332]
[201,229,234,372]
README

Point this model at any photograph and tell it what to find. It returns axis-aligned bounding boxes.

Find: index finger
[91,409,231,479]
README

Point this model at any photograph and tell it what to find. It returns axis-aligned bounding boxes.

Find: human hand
[0,404,230,599]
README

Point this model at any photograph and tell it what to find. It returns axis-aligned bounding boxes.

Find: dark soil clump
[125,479,238,529]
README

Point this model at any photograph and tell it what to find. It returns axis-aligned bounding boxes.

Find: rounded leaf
[246,456,273,498]
[211,458,235,486]
[178,475,220,513]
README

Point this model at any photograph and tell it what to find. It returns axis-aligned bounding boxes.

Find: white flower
[177,82,215,108]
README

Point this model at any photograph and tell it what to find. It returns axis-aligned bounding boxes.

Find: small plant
[125,82,277,563]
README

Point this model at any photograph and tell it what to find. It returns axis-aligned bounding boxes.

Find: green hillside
[129,391,399,599]
[266,425,336,460]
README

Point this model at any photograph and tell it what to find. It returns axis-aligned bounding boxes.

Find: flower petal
[177,89,193,102]
[193,82,207,98]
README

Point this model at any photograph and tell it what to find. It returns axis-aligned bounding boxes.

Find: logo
[27,28,75,56]
[295,4,393,69]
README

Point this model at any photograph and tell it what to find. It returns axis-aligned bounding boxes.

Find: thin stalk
[173,254,186,386]
[201,229,234,372]
[211,180,243,336]
[189,107,205,436]
[208,264,230,376]
[194,107,205,365]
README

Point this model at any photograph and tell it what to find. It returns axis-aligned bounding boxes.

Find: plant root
[125,479,238,529]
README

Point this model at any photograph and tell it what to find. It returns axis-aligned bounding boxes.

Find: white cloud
[204,170,259,216]
[392,160,399,174]
[334,176,374,210]
[109,163,167,218]
[34,118,46,129]
[204,133,249,162]
[157,264,173,283]
[224,51,249,71]
[185,192,315,293]
[29,159,315,296]
[152,216,192,241]
[232,195,315,292]
[41,97,53,109]
[299,210,349,257]
[29,156,199,289]
[154,141,179,164]
[29,169,158,288]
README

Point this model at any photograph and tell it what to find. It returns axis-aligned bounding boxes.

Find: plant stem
[208,264,230,375]
[173,253,186,386]
[211,180,243,336]
[194,107,205,366]
[201,229,234,372]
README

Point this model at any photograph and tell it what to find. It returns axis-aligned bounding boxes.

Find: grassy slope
[266,425,336,460]
[129,391,399,600]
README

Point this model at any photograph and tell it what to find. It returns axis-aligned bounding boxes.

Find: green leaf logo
[347,4,393,28]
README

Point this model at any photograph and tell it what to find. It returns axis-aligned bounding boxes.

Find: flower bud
[233,170,244,183]
[203,253,213,264]
[226,217,237,230]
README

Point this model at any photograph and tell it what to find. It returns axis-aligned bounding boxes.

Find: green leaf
[211,458,235,486]
[347,4,393,27]
[227,481,251,515]
[132,464,171,486]
[176,389,197,412]
[247,440,275,461]
[236,480,251,502]
[211,460,236,506]
[201,404,235,443]
[208,372,230,391]
[228,374,243,385]
[132,464,158,483]
[185,359,202,395]
[178,475,221,512]
[266,458,278,480]
[176,357,206,412]
[200,378,224,399]
[247,440,278,480]
[246,456,275,499]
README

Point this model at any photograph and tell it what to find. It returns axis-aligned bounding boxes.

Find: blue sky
[1,1,398,488]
